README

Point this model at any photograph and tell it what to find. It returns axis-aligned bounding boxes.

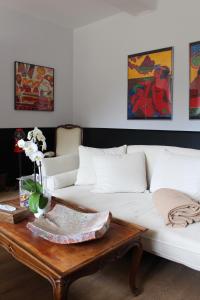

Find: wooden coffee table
[0,197,146,300]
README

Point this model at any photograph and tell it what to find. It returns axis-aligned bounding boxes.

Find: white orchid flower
[36,132,44,141]
[33,127,44,140]
[24,141,38,157]
[29,151,44,163]
[17,139,25,149]
[27,127,46,148]
[27,131,33,141]
[42,140,47,151]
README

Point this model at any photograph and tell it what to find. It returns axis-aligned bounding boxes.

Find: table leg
[52,278,70,300]
[129,240,143,296]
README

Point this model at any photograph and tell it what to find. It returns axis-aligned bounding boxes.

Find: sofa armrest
[46,169,78,192]
[42,154,79,176]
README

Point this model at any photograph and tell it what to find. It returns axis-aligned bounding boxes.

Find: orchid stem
[39,162,42,186]
[34,161,36,190]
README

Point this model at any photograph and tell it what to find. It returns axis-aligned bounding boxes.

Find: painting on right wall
[189,41,200,119]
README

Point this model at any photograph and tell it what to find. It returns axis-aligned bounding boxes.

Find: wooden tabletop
[0,197,146,277]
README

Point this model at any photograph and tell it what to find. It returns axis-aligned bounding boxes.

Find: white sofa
[42,145,200,272]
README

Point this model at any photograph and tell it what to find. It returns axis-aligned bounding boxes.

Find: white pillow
[75,145,127,185]
[92,152,147,193]
[150,150,200,201]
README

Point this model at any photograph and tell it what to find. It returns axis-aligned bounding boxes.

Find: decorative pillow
[92,152,147,193]
[75,145,127,185]
[150,150,200,201]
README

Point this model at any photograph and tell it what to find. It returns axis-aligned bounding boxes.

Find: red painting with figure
[15,61,54,111]
[190,41,200,119]
[128,47,173,119]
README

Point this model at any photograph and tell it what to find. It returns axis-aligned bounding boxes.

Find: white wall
[0,6,73,128]
[73,0,200,131]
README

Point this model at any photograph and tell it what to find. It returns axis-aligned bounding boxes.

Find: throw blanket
[153,188,200,228]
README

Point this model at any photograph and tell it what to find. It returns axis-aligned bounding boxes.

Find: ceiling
[0,0,158,29]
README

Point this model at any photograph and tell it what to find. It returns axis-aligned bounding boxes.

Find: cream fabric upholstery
[75,145,127,185]
[42,154,79,177]
[92,152,147,193]
[47,144,200,271]
[46,170,78,192]
[53,185,200,271]
[150,150,200,200]
[127,145,200,186]
[56,127,82,156]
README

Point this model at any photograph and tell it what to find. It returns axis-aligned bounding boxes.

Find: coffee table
[0,197,147,300]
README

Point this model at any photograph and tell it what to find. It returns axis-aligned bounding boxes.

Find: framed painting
[15,61,54,111]
[189,41,200,119]
[128,47,173,119]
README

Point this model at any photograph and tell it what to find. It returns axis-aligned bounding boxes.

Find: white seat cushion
[53,185,200,271]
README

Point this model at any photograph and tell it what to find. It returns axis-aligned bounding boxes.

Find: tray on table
[27,204,112,244]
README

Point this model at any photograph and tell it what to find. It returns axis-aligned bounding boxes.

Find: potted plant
[18,127,50,217]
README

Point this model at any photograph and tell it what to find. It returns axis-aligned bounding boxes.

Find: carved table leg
[52,278,71,300]
[129,240,143,296]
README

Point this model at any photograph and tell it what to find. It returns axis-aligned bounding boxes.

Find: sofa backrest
[127,145,200,186]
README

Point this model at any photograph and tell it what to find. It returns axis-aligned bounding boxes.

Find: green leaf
[39,194,48,209]
[22,179,36,192]
[22,178,43,194]
[29,192,40,213]
[35,182,43,194]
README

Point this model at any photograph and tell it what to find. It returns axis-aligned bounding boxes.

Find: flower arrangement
[18,127,49,214]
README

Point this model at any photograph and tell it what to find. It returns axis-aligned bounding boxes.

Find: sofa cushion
[127,145,200,186]
[92,152,147,193]
[150,150,200,201]
[75,145,126,185]
[53,185,200,271]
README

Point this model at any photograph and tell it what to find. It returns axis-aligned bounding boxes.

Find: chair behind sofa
[55,124,83,156]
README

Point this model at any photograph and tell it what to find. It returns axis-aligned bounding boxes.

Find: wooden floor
[1,249,200,300]
[1,191,200,300]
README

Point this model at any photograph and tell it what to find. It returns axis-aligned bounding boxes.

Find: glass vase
[18,174,35,207]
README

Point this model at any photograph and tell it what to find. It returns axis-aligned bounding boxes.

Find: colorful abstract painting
[15,62,54,111]
[189,42,200,119]
[128,47,173,119]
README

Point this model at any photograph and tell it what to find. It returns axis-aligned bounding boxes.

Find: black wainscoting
[83,128,200,150]
[2,126,200,186]
[0,127,55,185]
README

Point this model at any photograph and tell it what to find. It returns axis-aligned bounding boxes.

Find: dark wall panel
[2,126,200,185]
[83,128,200,150]
[0,127,55,185]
